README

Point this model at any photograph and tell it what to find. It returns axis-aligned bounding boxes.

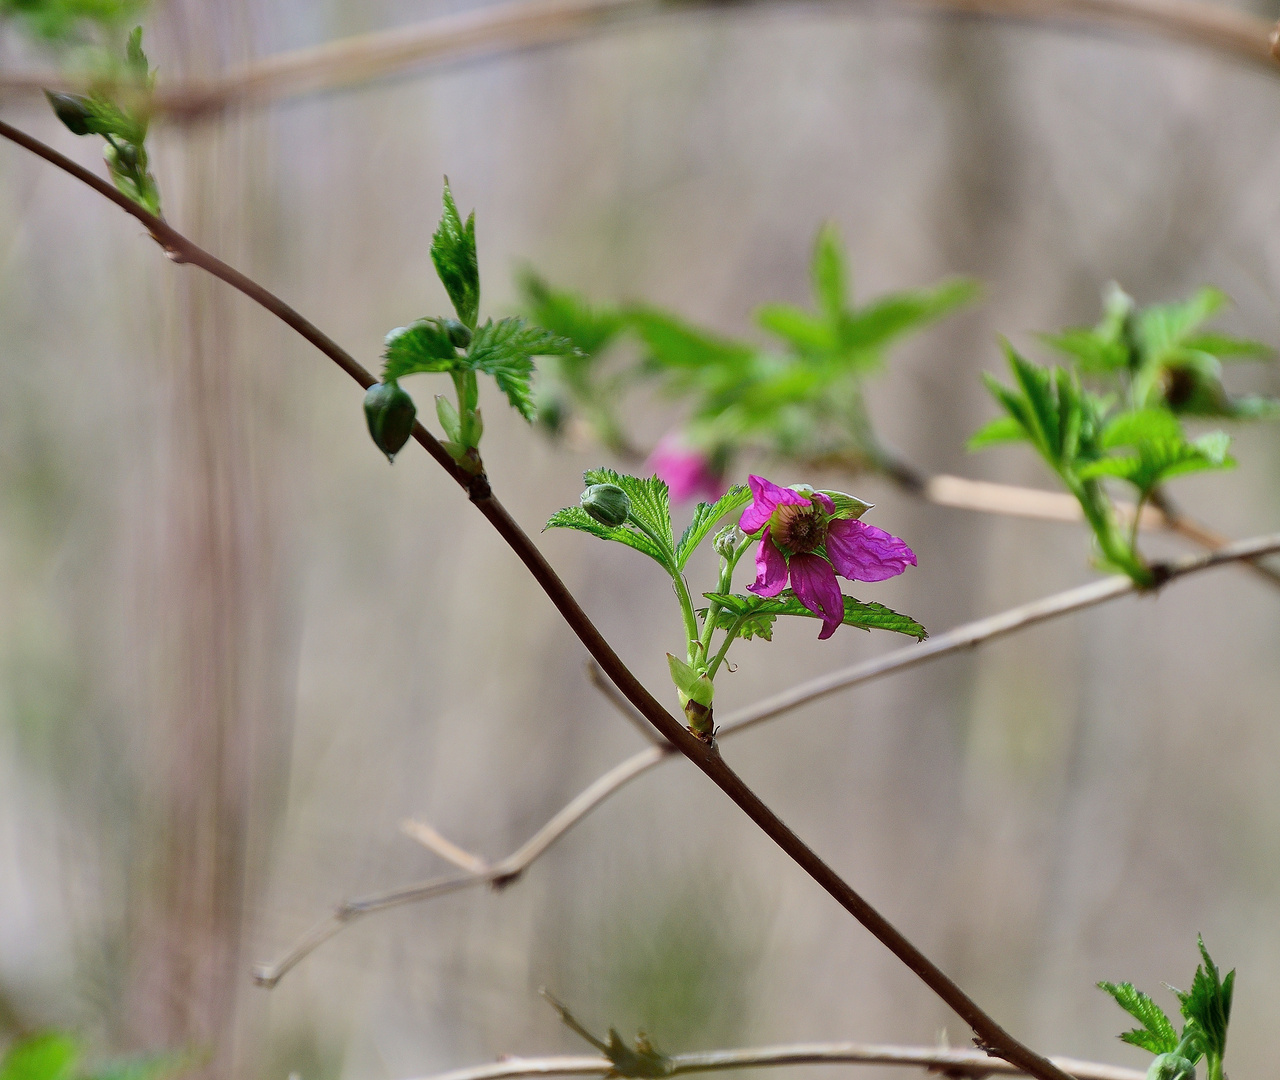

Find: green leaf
[584,468,674,555]
[382,319,459,382]
[704,590,927,640]
[544,505,668,565]
[1173,938,1233,1066]
[1180,333,1272,361]
[812,223,848,320]
[519,269,626,358]
[836,278,980,357]
[627,308,756,372]
[467,317,576,420]
[1101,408,1183,449]
[1039,328,1130,373]
[1079,432,1233,493]
[0,1034,79,1080]
[756,304,833,353]
[125,25,149,80]
[431,180,480,329]
[1097,982,1180,1056]
[968,415,1027,450]
[674,484,751,569]
[1138,288,1228,364]
[667,654,713,706]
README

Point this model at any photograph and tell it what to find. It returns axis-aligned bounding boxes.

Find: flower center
[771,502,826,554]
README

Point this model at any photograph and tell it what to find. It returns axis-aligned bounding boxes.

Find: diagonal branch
[0,118,1251,1080]
[2,0,1275,121]
[401,1042,1146,1080]
[251,528,1280,984]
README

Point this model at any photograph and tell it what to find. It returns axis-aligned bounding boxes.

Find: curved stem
[0,118,1077,1080]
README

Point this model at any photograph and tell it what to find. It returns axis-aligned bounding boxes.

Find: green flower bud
[712,524,741,559]
[580,483,631,527]
[364,381,417,462]
[443,318,472,348]
[44,91,95,136]
[1147,1055,1196,1080]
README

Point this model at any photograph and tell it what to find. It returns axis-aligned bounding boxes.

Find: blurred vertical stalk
[123,2,289,1076]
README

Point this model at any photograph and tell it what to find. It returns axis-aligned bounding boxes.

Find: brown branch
[1,0,1276,121]
[251,528,1280,983]
[402,1042,1145,1080]
[0,120,1079,1080]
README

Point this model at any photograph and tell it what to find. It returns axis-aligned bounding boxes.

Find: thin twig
[400,820,491,874]
[253,529,1280,984]
[2,0,1274,120]
[402,1042,1145,1080]
[0,118,1235,1080]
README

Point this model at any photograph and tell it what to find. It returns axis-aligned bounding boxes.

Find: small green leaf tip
[364,382,417,462]
[580,483,631,527]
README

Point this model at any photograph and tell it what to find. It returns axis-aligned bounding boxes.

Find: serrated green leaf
[1180,332,1272,361]
[704,590,927,640]
[466,317,576,420]
[812,223,848,321]
[519,269,626,359]
[1078,433,1233,493]
[675,485,751,569]
[431,181,480,329]
[1138,288,1227,364]
[1039,328,1129,373]
[382,319,459,382]
[1101,408,1183,449]
[756,304,833,353]
[1174,938,1233,1065]
[1097,982,1179,1056]
[968,415,1027,450]
[544,506,667,565]
[0,1034,79,1080]
[627,308,756,372]
[584,468,674,556]
[837,278,980,357]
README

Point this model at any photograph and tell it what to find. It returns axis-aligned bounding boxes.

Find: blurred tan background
[1,2,1279,1080]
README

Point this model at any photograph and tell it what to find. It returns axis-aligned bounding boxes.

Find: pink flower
[740,474,916,640]
[647,433,726,503]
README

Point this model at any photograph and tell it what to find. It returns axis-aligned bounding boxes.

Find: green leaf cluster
[372,182,574,468]
[545,468,676,568]
[43,26,160,215]
[522,226,976,477]
[1098,937,1234,1080]
[969,284,1271,583]
[703,590,927,641]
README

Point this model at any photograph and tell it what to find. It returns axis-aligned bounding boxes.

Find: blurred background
[1,2,1279,1079]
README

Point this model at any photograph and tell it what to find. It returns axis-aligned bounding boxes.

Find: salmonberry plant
[1,8,1278,1080]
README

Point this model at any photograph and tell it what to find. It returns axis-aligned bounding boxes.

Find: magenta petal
[787,553,845,639]
[812,491,835,514]
[746,528,788,597]
[825,519,917,582]
[739,475,810,534]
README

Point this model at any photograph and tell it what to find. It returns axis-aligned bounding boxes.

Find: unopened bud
[1146,1055,1195,1080]
[364,381,417,462]
[580,483,631,527]
[443,318,472,348]
[45,91,95,136]
[712,525,741,559]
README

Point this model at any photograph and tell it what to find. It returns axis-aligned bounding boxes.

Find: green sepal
[704,591,927,640]
[818,490,872,520]
[667,653,714,707]
[431,180,480,329]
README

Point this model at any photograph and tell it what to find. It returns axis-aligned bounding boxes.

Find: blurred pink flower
[740,474,916,639]
[647,433,726,502]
